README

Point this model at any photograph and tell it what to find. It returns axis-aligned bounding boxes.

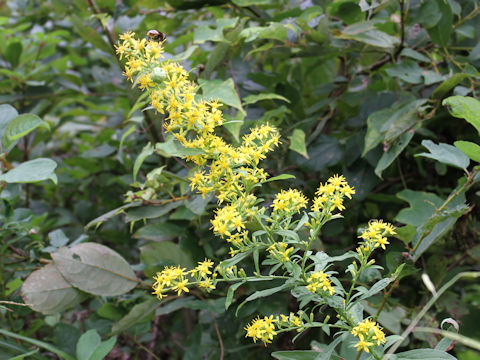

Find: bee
[147,30,166,42]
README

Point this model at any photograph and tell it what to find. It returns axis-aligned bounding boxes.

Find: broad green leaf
[399,48,430,62]
[156,296,196,316]
[297,135,341,171]
[454,141,480,163]
[5,41,22,68]
[0,158,57,184]
[193,18,238,44]
[21,264,87,315]
[198,78,245,115]
[289,128,309,158]
[271,350,320,360]
[70,16,111,53]
[395,190,443,227]
[76,330,116,360]
[3,114,50,150]
[375,131,414,178]
[133,222,185,241]
[140,242,194,278]
[393,348,457,359]
[112,298,157,334]
[133,143,154,182]
[412,203,469,260]
[340,21,399,48]
[363,108,394,156]
[416,140,470,169]
[382,99,426,144]
[51,243,137,296]
[155,138,204,158]
[223,111,244,142]
[125,202,182,222]
[432,73,470,99]
[418,0,442,28]
[243,93,290,105]
[426,0,453,46]
[240,23,288,42]
[443,96,480,134]
[385,61,423,84]
[0,104,18,142]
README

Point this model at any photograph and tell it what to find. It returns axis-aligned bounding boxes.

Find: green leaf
[5,41,22,68]
[133,143,154,182]
[454,141,480,163]
[340,21,399,48]
[418,0,442,28]
[112,298,157,334]
[313,333,347,360]
[382,99,426,144]
[395,189,444,227]
[245,282,291,302]
[125,202,182,222]
[263,174,296,183]
[375,131,414,178]
[0,104,19,142]
[51,243,137,296]
[243,93,290,105]
[363,108,394,156]
[0,158,58,184]
[225,281,245,310]
[443,96,480,135]
[393,348,457,359]
[357,277,393,302]
[84,202,141,230]
[155,138,204,158]
[426,0,453,46]
[385,61,423,84]
[416,140,470,169]
[199,78,245,115]
[271,350,320,360]
[140,242,194,278]
[21,264,87,315]
[3,114,50,150]
[156,296,196,316]
[70,16,111,53]
[432,73,470,99]
[232,0,272,5]
[133,222,185,241]
[0,329,75,360]
[289,129,309,158]
[76,330,116,360]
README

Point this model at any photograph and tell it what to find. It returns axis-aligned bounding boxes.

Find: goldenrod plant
[116,32,404,359]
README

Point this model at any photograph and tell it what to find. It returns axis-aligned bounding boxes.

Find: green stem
[0,329,75,360]
[385,271,480,358]
[412,169,479,253]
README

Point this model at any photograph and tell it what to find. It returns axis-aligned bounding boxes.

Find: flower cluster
[152,259,217,299]
[245,313,305,345]
[357,220,396,259]
[311,174,355,214]
[351,318,386,353]
[267,242,295,262]
[118,33,397,355]
[271,189,308,215]
[305,271,335,295]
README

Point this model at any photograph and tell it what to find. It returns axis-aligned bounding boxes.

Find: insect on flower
[147,29,166,42]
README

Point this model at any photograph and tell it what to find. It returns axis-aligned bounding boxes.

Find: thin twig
[211,312,225,360]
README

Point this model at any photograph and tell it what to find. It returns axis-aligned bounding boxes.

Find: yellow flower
[245,316,278,344]
[351,318,386,353]
[305,271,335,295]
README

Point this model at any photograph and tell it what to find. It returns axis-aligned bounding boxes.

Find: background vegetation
[0,0,479,359]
